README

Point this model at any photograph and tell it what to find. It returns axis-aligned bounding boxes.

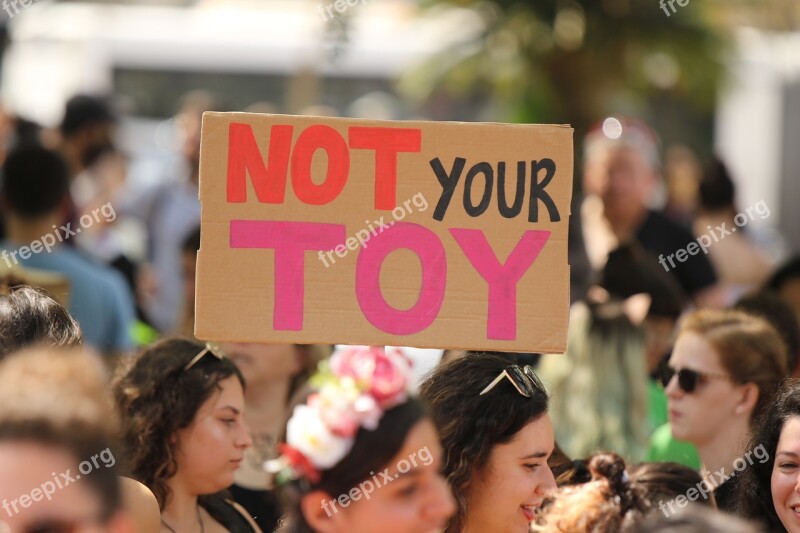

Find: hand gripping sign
[195,113,573,353]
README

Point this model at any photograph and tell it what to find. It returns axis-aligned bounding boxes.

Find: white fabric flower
[286,405,353,469]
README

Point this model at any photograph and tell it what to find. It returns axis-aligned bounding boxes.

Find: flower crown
[268,346,412,485]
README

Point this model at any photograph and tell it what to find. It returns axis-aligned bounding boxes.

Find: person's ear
[301,490,340,533]
[736,382,759,417]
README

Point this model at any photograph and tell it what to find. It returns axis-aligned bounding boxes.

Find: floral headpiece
[267,346,412,485]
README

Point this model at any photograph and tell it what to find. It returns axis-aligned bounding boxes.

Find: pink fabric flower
[330,346,411,408]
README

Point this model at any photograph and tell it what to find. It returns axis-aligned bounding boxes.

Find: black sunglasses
[660,365,732,393]
[480,365,545,397]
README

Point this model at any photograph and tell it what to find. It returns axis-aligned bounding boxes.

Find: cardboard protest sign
[195,113,572,352]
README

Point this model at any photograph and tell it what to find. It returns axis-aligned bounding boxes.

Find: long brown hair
[113,338,245,508]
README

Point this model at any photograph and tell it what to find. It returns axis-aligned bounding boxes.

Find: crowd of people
[0,94,799,533]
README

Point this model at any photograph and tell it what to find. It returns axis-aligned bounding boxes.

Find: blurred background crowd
[1,0,800,532]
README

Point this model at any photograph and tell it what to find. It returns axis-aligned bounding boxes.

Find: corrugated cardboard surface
[196,112,572,352]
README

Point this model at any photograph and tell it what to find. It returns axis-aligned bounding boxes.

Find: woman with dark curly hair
[272,346,455,533]
[113,337,260,532]
[418,352,557,533]
[733,379,800,532]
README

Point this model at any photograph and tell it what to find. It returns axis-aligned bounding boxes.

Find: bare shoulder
[118,476,161,533]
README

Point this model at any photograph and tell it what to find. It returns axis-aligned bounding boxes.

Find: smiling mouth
[521,505,539,521]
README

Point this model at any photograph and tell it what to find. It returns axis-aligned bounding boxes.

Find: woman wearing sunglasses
[419,352,557,533]
[272,346,456,533]
[663,309,786,511]
[114,338,261,532]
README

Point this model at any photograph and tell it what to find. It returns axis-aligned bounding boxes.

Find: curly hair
[112,337,245,508]
[419,351,549,533]
[534,453,646,532]
[733,379,800,530]
[534,453,709,532]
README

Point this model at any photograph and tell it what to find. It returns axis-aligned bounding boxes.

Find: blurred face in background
[172,376,252,494]
[464,414,557,533]
[304,419,455,533]
[216,342,301,388]
[0,441,128,533]
[583,145,657,235]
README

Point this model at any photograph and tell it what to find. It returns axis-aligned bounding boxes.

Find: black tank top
[200,495,260,533]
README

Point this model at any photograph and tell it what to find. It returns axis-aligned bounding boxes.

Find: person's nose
[237,422,254,449]
[424,475,457,523]
[664,373,683,400]
[536,465,558,496]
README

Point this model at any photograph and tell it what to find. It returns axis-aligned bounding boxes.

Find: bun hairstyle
[590,453,638,513]
[534,453,648,532]
[535,453,708,532]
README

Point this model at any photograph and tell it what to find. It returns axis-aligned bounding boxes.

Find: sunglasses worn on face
[660,366,732,393]
[480,365,545,397]
[183,342,226,371]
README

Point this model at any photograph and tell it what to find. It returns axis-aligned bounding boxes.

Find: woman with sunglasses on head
[419,351,557,533]
[663,309,786,511]
[272,345,455,533]
[114,338,261,532]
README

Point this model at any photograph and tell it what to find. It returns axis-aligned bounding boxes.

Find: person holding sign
[419,352,557,533]
[269,346,455,533]
[114,338,261,532]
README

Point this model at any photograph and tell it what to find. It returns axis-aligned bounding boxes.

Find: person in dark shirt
[578,117,722,308]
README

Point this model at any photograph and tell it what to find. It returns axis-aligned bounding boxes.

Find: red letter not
[226,123,294,203]
[291,125,350,205]
[349,127,422,210]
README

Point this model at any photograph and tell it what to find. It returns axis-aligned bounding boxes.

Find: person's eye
[397,483,419,497]
[221,418,236,426]
[779,462,798,470]
[524,463,541,471]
